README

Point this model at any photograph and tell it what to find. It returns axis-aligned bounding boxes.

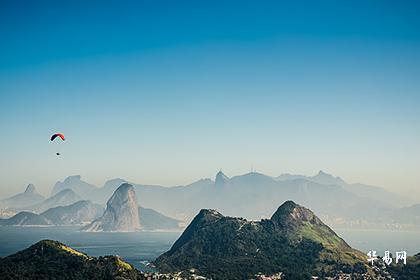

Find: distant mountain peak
[215,171,229,187]
[315,170,334,178]
[192,178,213,184]
[27,188,82,214]
[64,175,82,182]
[312,170,346,186]
[24,184,36,194]
[0,184,45,210]
[83,183,140,232]
[276,173,306,181]
[103,178,127,188]
[317,170,327,175]
[52,175,96,197]
[39,200,104,226]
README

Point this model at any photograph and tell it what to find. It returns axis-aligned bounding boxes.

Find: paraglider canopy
[51,133,65,157]
[51,133,65,141]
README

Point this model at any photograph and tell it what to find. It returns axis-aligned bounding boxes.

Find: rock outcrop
[83,184,140,232]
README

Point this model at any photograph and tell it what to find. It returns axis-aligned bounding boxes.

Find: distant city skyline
[0,1,419,199]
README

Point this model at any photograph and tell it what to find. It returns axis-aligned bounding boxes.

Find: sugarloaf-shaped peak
[24,184,36,194]
[108,183,136,206]
[215,171,229,187]
[82,183,140,232]
[271,200,323,229]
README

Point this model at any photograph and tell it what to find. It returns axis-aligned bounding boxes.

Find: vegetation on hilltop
[0,240,139,280]
[155,201,369,279]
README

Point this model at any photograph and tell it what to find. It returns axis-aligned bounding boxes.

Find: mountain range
[114,171,418,229]
[0,211,53,226]
[1,201,414,279]
[277,170,410,207]
[26,189,82,213]
[41,200,104,225]
[0,183,182,231]
[51,175,96,197]
[0,200,103,226]
[1,171,419,230]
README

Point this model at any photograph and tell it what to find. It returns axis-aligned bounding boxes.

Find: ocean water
[335,228,420,257]
[0,227,419,271]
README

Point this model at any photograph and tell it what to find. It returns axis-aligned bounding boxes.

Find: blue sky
[0,0,419,198]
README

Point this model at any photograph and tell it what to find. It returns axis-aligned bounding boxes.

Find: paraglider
[51,133,65,156]
[50,133,65,142]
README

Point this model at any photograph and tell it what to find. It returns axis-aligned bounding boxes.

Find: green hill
[155,201,370,279]
[0,240,139,280]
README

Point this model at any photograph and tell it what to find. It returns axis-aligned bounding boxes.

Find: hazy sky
[0,0,419,199]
